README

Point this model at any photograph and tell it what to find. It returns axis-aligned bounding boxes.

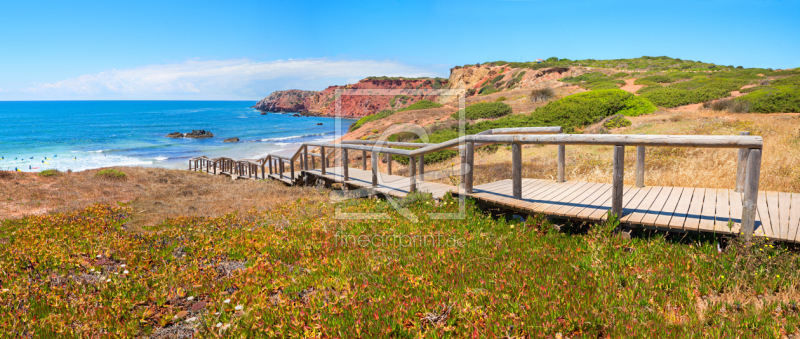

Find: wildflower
[123,270,129,274]
[120,264,126,267]
[720,275,724,279]
[777,275,781,278]
[97,254,102,258]
[106,279,112,282]
[235,305,244,310]
[510,225,515,229]
[188,296,195,301]
[90,268,95,272]
[223,299,231,304]
[215,322,222,328]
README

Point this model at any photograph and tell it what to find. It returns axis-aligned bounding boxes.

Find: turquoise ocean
[0,101,354,172]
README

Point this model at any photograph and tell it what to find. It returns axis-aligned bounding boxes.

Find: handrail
[189,126,763,241]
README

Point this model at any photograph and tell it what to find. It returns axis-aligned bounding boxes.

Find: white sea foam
[154,156,169,161]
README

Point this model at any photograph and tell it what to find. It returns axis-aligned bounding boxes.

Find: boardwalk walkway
[189,127,794,242]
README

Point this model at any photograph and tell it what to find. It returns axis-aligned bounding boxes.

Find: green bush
[393,89,658,165]
[397,100,443,112]
[738,86,800,113]
[635,75,673,85]
[703,98,751,113]
[38,169,61,177]
[560,72,624,90]
[478,84,499,96]
[634,79,660,87]
[96,168,127,180]
[495,96,508,102]
[612,72,629,78]
[639,78,745,108]
[349,109,394,131]
[453,102,513,120]
[603,114,632,129]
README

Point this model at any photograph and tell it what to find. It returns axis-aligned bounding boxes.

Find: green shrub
[38,169,61,177]
[529,88,555,102]
[453,102,513,120]
[612,72,629,78]
[738,86,800,113]
[639,78,745,108]
[397,100,443,113]
[560,72,624,90]
[634,79,660,87]
[349,109,394,131]
[478,84,499,96]
[603,114,632,129]
[495,96,508,102]
[96,168,127,180]
[490,74,505,84]
[635,75,672,85]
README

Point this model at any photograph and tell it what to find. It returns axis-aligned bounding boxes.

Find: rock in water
[292,113,301,117]
[316,123,323,125]
[185,130,214,139]
[223,137,240,143]
[166,132,184,138]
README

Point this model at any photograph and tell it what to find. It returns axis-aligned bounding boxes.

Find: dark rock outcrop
[166,132,184,138]
[316,123,323,125]
[185,130,214,139]
[223,137,240,143]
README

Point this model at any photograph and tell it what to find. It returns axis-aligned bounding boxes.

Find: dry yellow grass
[417,110,800,193]
[0,167,329,227]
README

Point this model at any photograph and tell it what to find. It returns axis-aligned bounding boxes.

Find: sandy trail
[620,79,642,94]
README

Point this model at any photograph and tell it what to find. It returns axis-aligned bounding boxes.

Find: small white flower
[223,299,231,304]
[90,268,95,272]
[96,255,102,258]
[123,270,129,274]
[120,264,126,267]
[214,312,220,315]
[215,322,222,328]
[187,296,195,301]
[235,305,244,310]
[106,279,111,282]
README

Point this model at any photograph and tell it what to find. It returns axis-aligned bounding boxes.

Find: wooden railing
[189,128,764,240]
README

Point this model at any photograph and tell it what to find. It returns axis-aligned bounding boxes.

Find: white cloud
[15,58,443,100]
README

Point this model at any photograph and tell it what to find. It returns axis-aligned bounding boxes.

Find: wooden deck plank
[553,182,605,216]
[525,181,585,213]
[698,189,717,233]
[543,182,597,214]
[564,184,611,218]
[668,187,694,230]
[729,190,743,235]
[714,189,732,234]
[641,187,674,226]
[757,191,773,238]
[620,187,652,222]
[575,185,613,219]
[591,186,634,221]
[684,188,706,232]
[766,191,781,239]
[622,186,662,224]
[654,187,684,228]
[779,192,792,241]
[791,193,800,243]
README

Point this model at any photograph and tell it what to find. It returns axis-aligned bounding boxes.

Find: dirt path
[620,79,642,94]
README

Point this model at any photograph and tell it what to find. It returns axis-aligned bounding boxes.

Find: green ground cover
[3,195,799,337]
[560,72,625,90]
[638,78,747,108]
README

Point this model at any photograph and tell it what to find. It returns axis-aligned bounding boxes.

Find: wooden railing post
[371,151,378,188]
[465,141,474,194]
[386,146,392,175]
[290,160,295,183]
[741,148,762,242]
[213,161,217,175]
[635,146,645,188]
[268,158,273,175]
[343,148,349,181]
[418,155,425,182]
[321,146,327,175]
[611,145,625,218]
[362,150,367,170]
[261,163,265,179]
[512,142,522,199]
[557,145,565,183]
[311,153,316,169]
[279,161,284,179]
[188,160,192,171]
[409,156,417,193]
[735,131,751,193]
[303,146,309,170]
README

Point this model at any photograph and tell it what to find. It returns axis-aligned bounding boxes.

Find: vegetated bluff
[252,64,574,117]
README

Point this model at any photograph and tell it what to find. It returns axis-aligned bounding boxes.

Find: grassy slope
[2,192,799,337]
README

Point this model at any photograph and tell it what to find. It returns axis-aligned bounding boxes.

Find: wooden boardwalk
[304,167,800,243]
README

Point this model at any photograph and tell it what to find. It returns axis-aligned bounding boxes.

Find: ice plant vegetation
[1,191,800,337]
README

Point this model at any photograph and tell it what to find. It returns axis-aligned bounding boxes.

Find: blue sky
[2,0,798,100]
